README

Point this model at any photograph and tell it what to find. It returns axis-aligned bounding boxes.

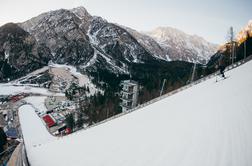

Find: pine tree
[76,112,84,128]
[65,113,75,130]
[0,127,7,153]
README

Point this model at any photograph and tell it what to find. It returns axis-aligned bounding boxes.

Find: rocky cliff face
[87,17,156,63]
[20,8,94,66]
[0,23,51,81]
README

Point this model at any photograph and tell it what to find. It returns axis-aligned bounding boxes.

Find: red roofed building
[11,95,21,102]
[43,115,56,128]
[65,127,72,134]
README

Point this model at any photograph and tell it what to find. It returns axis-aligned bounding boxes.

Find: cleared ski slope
[20,60,252,166]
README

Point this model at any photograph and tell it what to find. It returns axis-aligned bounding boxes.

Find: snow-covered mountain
[19,7,218,68]
[1,7,198,109]
[19,7,159,74]
[145,27,218,64]
[19,7,94,66]
[1,6,220,83]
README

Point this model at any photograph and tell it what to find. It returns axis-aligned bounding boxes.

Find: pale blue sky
[0,0,251,44]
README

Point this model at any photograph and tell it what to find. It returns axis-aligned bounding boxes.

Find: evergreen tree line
[0,127,7,153]
[79,60,204,126]
[206,36,252,74]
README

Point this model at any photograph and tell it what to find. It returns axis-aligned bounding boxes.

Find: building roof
[42,115,56,128]
[121,80,138,86]
[5,127,18,139]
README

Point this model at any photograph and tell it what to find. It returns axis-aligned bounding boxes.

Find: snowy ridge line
[63,55,252,135]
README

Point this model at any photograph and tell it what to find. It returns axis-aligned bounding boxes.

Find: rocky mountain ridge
[0,23,51,81]
[1,6,218,82]
[145,27,218,64]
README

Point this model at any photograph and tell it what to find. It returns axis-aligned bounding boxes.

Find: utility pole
[234,42,236,62]
[230,27,234,64]
[190,63,197,83]
[227,26,236,64]
[160,79,166,97]
[244,31,249,59]
[244,40,246,59]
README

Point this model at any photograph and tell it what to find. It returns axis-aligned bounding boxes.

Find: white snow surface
[18,105,56,150]
[23,96,48,115]
[4,51,9,60]
[49,63,82,78]
[0,84,63,96]
[20,60,252,166]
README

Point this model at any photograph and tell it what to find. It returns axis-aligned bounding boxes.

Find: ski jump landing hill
[19,58,252,166]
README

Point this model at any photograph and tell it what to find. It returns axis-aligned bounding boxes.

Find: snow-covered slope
[19,105,56,149]
[0,83,63,96]
[19,59,252,166]
[146,27,218,64]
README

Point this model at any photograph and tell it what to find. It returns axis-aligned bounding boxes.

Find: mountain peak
[147,26,210,43]
[151,27,187,36]
[71,6,91,20]
[20,7,92,32]
[144,26,218,63]
[72,6,87,11]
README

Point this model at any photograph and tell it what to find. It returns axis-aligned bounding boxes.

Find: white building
[120,80,138,112]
